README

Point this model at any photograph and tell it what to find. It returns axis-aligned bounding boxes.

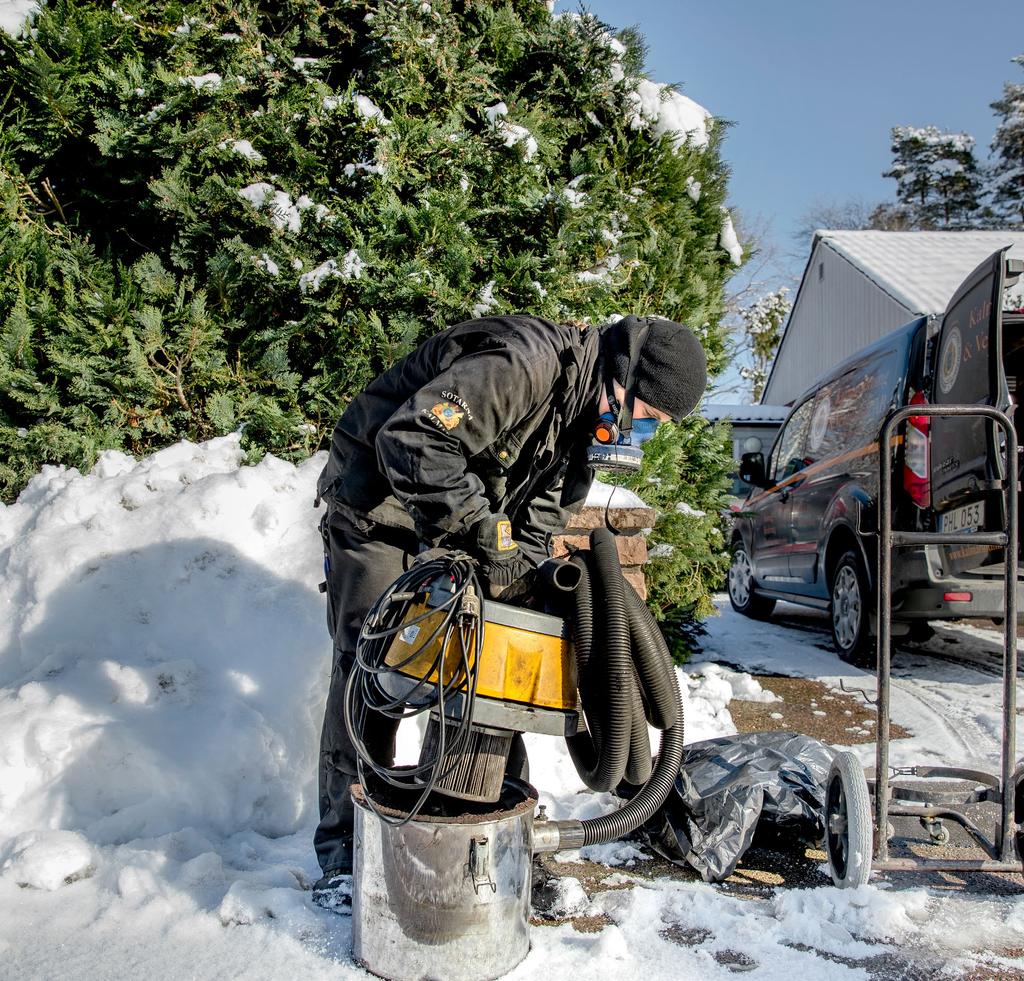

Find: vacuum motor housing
[383,580,579,804]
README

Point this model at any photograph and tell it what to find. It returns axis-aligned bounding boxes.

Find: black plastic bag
[641,731,837,882]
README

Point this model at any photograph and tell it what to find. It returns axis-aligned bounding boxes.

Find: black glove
[470,514,535,600]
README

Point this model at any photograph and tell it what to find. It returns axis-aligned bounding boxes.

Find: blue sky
[568,0,1023,280]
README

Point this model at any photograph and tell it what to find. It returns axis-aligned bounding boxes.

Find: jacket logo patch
[430,401,465,430]
[440,390,473,421]
[496,520,516,551]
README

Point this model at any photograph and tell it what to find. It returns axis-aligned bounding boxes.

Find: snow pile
[254,252,279,276]
[470,279,498,318]
[179,72,224,92]
[0,437,327,849]
[535,875,596,919]
[0,437,363,975]
[219,138,265,163]
[559,174,588,209]
[237,185,331,235]
[298,252,363,293]
[681,662,779,743]
[1,830,96,891]
[627,79,712,151]
[577,253,621,284]
[719,210,743,265]
[559,16,714,156]
[352,93,389,126]
[0,0,37,35]
[342,159,385,179]
[584,478,647,510]
[484,102,539,162]
[238,182,302,233]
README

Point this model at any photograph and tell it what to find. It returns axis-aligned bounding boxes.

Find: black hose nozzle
[537,557,583,593]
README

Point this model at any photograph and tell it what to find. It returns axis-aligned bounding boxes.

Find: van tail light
[903,390,931,509]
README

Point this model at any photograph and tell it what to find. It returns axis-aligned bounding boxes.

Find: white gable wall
[762,241,914,406]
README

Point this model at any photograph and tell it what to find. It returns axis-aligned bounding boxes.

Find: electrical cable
[345,532,684,846]
[343,552,485,827]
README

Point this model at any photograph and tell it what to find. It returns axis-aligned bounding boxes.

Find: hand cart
[825,403,1024,887]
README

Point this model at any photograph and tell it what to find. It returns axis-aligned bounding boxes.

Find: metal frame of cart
[825,403,1023,885]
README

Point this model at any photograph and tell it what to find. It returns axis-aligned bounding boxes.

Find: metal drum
[351,779,537,981]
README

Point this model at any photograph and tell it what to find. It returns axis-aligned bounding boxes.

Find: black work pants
[314,508,411,876]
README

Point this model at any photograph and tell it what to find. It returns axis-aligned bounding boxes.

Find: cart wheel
[825,752,872,888]
[921,817,950,845]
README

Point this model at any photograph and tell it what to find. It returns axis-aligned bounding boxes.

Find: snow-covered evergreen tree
[883,125,985,229]
[990,54,1024,228]
[737,287,789,402]
[1,0,742,634]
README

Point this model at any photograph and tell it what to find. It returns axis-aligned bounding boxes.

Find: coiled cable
[344,552,484,827]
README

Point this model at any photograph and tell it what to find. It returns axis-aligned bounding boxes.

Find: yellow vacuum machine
[344,529,684,981]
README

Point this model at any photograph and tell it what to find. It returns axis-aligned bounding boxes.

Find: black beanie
[602,316,707,423]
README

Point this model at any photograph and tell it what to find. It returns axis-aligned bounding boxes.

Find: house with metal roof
[763,230,1024,406]
[702,402,787,459]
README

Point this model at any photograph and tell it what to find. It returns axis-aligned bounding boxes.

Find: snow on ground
[700,596,1024,776]
[1,441,1022,979]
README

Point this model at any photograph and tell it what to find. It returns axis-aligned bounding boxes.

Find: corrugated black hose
[565,527,685,847]
[624,581,679,731]
[564,534,631,792]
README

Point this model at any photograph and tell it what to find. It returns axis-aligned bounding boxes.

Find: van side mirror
[739,451,769,489]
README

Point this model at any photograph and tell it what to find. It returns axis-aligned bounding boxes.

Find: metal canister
[351,779,537,981]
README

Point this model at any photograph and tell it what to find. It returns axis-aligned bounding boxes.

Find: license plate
[939,501,985,534]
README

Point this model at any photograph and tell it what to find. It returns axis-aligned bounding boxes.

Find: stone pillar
[552,505,656,599]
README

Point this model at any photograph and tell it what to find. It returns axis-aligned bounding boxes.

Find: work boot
[311,870,352,915]
[312,833,354,915]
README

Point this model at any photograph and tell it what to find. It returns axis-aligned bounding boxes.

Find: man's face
[600,381,672,423]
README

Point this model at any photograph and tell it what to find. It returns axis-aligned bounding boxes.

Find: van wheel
[728,542,776,619]
[830,550,873,667]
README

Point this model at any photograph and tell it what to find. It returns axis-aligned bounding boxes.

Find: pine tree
[990,54,1024,228]
[883,125,985,228]
[1,0,742,635]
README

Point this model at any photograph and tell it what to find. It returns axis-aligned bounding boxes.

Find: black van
[728,249,1024,663]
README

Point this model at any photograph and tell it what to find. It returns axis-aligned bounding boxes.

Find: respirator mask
[586,319,658,473]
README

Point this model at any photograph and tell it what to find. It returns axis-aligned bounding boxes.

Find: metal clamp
[466,836,496,894]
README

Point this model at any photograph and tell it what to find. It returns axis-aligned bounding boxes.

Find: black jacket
[316,315,602,564]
